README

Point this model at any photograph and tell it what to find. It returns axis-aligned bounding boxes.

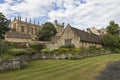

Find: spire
[29,19,31,23]
[34,19,35,24]
[38,21,39,25]
[19,16,21,21]
[14,16,16,20]
[25,18,27,22]
[18,16,19,20]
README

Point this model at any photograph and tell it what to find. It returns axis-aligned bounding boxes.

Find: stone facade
[5,19,103,49]
[47,24,103,50]
[87,27,106,36]
[0,58,22,71]
[7,17,41,41]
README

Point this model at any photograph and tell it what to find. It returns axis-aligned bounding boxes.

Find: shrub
[41,49,51,53]
[25,48,37,55]
[8,49,26,56]
[96,61,120,80]
[56,48,69,54]
[60,44,75,48]
[30,44,45,52]
[112,48,120,53]
[0,40,12,55]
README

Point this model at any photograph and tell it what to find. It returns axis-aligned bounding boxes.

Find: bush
[112,48,120,53]
[8,49,26,56]
[30,44,45,52]
[60,44,75,48]
[25,48,37,55]
[96,61,120,80]
[55,48,69,54]
[0,40,13,55]
[41,49,51,53]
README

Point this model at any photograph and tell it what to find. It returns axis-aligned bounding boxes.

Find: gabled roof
[70,27,102,44]
[6,32,31,39]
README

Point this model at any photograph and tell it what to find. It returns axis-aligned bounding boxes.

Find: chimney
[55,20,57,25]
[62,22,64,27]
[86,28,91,34]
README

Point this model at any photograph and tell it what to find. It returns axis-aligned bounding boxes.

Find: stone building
[47,24,103,49]
[5,19,103,49]
[86,27,106,36]
[5,17,41,42]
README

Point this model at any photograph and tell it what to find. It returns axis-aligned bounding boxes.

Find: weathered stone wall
[0,50,110,71]
[0,58,22,71]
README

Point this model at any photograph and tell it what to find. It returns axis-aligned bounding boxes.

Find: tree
[38,22,57,41]
[0,13,9,39]
[101,21,120,51]
[101,34,120,50]
[107,21,120,35]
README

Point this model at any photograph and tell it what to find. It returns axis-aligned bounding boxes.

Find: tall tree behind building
[101,21,120,51]
[0,13,9,39]
[38,22,57,41]
[107,21,120,35]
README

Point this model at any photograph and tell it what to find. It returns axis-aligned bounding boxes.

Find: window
[65,39,72,47]
[21,26,24,33]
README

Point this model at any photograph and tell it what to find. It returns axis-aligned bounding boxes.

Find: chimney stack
[62,22,64,27]
[55,20,57,25]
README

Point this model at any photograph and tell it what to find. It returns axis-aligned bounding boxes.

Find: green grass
[0,54,120,80]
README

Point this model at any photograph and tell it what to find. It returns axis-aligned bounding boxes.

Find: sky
[0,0,120,29]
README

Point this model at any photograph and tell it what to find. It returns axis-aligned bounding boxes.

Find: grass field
[0,54,120,80]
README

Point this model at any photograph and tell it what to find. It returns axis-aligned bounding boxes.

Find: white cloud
[0,0,120,29]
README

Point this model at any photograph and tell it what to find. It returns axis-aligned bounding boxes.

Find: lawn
[0,54,120,80]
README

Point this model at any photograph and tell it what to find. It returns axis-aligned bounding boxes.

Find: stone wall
[0,58,22,71]
[0,50,111,71]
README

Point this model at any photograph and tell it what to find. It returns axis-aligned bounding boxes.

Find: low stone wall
[15,53,72,61]
[0,51,111,71]
[0,58,22,71]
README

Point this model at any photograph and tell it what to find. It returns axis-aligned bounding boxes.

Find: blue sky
[0,0,120,29]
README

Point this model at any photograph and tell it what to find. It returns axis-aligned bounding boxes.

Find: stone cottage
[47,24,103,49]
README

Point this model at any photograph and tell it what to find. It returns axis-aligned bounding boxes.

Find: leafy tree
[101,21,120,51]
[107,21,120,35]
[38,22,57,41]
[101,34,120,50]
[0,13,9,39]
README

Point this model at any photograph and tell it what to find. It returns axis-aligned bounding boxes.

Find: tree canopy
[101,21,120,51]
[107,21,120,35]
[38,22,57,41]
[0,13,9,39]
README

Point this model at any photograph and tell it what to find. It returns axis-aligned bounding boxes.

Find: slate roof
[6,32,31,39]
[71,27,102,44]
